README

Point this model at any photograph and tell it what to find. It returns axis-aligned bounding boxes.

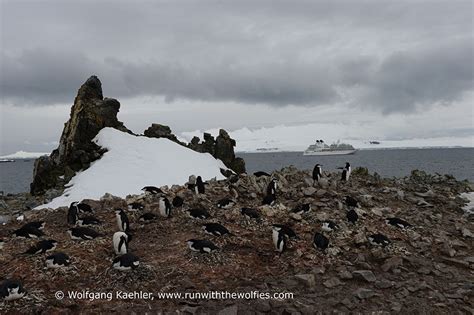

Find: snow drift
[37,128,227,209]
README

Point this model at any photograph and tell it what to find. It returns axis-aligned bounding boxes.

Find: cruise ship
[303,140,357,156]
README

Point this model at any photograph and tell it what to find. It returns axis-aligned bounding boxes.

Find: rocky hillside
[1,168,473,313]
[30,76,245,197]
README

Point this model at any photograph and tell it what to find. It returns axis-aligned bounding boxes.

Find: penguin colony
[1,162,414,303]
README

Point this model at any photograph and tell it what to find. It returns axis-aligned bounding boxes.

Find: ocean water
[238,148,474,182]
[0,148,472,194]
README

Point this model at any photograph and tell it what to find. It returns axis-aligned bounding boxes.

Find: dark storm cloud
[1,0,472,112]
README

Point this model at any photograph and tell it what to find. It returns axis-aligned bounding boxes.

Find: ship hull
[303,149,357,156]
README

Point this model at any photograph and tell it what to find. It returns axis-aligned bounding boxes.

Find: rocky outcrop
[30,76,131,195]
[143,123,181,143]
[188,129,246,174]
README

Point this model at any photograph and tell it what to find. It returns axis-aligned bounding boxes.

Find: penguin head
[115,208,123,215]
[345,162,351,168]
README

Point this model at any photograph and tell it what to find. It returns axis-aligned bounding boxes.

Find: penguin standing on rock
[46,252,70,269]
[266,178,278,196]
[187,239,219,253]
[313,232,329,251]
[113,253,140,271]
[68,203,79,225]
[312,164,323,182]
[346,209,359,224]
[338,162,351,181]
[0,279,26,301]
[116,209,130,232]
[113,231,131,255]
[272,226,287,253]
[172,196,184,207]
[195,176,205,194]
[158,196,172,218]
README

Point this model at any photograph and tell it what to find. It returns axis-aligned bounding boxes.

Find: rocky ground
[1,168,473,314]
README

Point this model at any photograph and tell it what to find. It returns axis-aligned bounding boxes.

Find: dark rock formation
[143,123,182,144]
[188,129,246,174]
[30,76,131,195]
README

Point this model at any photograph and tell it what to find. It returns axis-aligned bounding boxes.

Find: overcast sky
[1,0,473,154]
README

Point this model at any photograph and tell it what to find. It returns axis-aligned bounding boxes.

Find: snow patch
[36,128,227,209]
[0,151,48,159]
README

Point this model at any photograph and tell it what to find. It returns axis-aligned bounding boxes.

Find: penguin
[172,196,184,207]
[313,232,329,251]
[115,209,130,232]
[262,193,276,206]
[202,223,231,236]
[24,239,57,255]
[254,171,271,177]
[321,221,338,232]
[312,164,323,182]
[0,279,26,301]
[113,231,130,255]
[77,216,102,226]
[12,226,44,239]
[67,227,102,240]
[45,252,70,268]
[216,198,235,209]
[195,176,205,194]
[112,253,140,271]
[186,208,210,219]
[386,217,412,229]
[272,227,287,253]
[240,207,261,220]
[141,186,162,195]
[272,224,298,239]
[139,212,157,222]
[266,178,278,196]
[339,162,351,181]
[71,202,93,214]
[0,239,4,250]
[158,196,172,218]
[346,209,359,224]
[186,239,219,253]
[127,202,144,211]
[67,202,79,225]
[343,196,359,208]
[23,221,45,230]
[368,233,391,247]
[291,203,311,215]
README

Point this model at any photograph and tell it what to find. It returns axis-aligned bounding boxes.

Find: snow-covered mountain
[180,124,474,152]
[37,128,227,209]
[0,151,49,159]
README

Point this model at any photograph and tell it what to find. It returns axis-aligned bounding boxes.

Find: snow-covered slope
[37,128,227,209]
[0,151,48,159]
[181,125,474,152]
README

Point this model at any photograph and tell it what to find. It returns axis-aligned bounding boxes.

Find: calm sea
[1,148,473,194]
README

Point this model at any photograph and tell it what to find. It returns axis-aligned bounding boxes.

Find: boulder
[143,123,181,143]
[30,76,131,195]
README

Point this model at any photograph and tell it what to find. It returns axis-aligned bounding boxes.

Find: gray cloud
[1,0,473,113]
